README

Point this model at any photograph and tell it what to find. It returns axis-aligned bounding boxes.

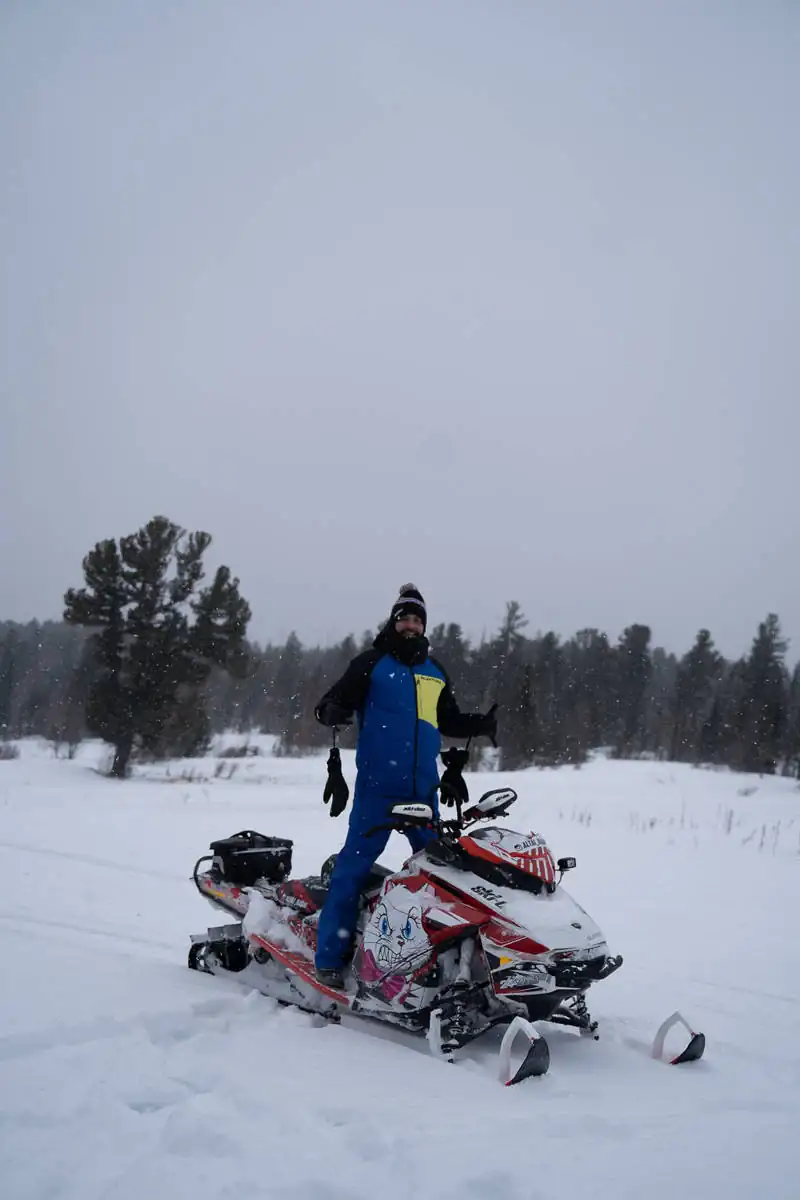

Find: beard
[374,623,429,665]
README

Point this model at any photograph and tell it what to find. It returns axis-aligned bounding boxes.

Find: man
[313,584,497,988]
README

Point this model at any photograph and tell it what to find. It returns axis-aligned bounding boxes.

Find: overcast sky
[2,0,798,659]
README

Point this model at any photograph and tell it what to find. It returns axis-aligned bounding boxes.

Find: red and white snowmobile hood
[415,853,608,957]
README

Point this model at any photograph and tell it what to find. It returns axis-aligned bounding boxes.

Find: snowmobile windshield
[425,835,550,896]
[460,828,557,888]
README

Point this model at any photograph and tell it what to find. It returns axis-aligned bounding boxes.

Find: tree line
[1,515,799,779]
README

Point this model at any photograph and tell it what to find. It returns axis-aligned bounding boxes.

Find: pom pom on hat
[390,583,426,630]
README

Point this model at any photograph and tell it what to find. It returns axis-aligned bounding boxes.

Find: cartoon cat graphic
[355,884,432,1001]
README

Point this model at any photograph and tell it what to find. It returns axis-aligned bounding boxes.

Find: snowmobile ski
[651,1010,706,1065]
[498,1016,551,1084]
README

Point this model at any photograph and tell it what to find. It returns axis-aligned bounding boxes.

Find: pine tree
[612,624,652,757]
[272,631,305,753]
[430,621,483,757]
[698,694,725,764]
[566,629,615,751]
[430,622,474,707]
[737,614,789,774]
[501,664,538,770]
[644,647,678,758]
[782,662,800,778]
[48,651,90,756]
[531,632,567,763]
[491,602,529,770]
[710,659,750,767]
[671,629,722,761]
[63,516,251,778]
[0,627,17,734]
[490,602,527,704]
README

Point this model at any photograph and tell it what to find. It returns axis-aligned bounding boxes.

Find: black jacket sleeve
[315,650,382,724]
[433,658,491,739]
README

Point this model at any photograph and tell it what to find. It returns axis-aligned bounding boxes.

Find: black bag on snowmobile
[209,830,293,885]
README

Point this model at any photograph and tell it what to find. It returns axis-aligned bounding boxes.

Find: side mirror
[557,857,576,872]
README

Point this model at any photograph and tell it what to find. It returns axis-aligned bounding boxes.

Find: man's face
[394,613,424,638]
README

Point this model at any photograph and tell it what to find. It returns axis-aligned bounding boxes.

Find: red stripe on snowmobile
[249,933,355,1007]
[482,918,549,956]
[196,874,249,916]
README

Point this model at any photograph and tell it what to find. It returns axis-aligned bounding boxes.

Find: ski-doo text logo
[389,802,433,821]
[471,885,506,908]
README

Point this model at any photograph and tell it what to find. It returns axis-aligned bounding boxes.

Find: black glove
[315,700,353,727]
[479,703,498,746]
[439,746,470,808]
[323,747,349,817]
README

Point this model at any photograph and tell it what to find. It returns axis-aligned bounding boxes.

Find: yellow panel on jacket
[414,673,445,728]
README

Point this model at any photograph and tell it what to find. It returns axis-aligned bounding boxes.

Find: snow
[1,737,799,1199]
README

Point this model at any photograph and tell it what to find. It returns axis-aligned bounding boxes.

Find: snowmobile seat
[319,854,392,896]
[304,883,331,911]
[278,864,391,917]
[362,863,392,893]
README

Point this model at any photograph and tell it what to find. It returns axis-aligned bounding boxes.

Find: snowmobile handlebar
[363,818,465,840]
[364,788,514,841]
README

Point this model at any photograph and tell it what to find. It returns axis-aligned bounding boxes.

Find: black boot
[315,966,345,989]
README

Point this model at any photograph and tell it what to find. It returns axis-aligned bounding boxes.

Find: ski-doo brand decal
[471,885,507,908]
[414,674,445,728]
[391,803,433,820]
[355,884,433,1002]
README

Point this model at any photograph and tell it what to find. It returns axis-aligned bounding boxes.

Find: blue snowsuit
[314,638,487,971]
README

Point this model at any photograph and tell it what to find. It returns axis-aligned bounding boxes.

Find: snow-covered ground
[1,736,798,1199]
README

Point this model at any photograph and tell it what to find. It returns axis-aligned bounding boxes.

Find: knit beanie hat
[389,583,427,632]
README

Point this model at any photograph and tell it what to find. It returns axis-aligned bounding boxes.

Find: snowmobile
[188,785,705,1085]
